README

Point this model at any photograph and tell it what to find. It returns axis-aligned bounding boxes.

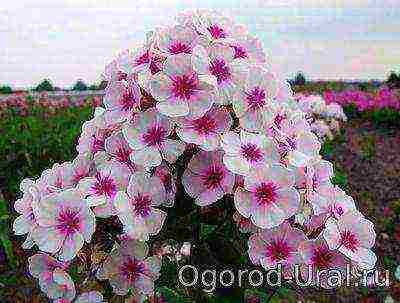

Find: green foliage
[0,85,13,94]
[0,198,15,268]
[0,105,93,201]
[72,79,88,91]
[293,71,306,86]
[34,78,54,92]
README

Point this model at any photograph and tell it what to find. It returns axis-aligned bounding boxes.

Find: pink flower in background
[113,172,167,241]
[29,253,75,301]
[154,162,177,207]
[103,79,141,125]
[323,211,376,269]
[232,65,277,131]
[175,105,232,151]
[149,53,216,118]
[221,130,279,176]
[96,240,161,296]
[192,44,247,104]
[298,236,349,289]
[123,109,185,167]
[13,178,40,249]
[78,163,130,218]
[32,189,95,261]
[157,24,198,55]
[234,164,299,229]
[182,151,235,206]
[248,221,306,277]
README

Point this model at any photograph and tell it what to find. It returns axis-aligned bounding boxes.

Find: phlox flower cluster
[13,9,377,301]
[294,93,347,141]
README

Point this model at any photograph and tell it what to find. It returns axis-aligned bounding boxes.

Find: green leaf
[200,223,218,240]
[156,286,192,303]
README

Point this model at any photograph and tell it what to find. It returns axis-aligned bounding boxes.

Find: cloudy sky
[1,0,399,88]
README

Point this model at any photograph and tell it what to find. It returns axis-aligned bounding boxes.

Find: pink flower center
[149,60,162,75]
[340,230,359,252]
[265,239,291,262]
[169,41,192,54]
[232,45,248,59]
[246,87,266,110]
[91,135,104,153]
[73,170,87,183]
[56,208,81,235]
[132,194,152,217]
[92,173,117,199]
[311,245,334,270]
[120,88,138,111]
[334,205,344,216]
[202,165,224,190]
[207,24,227,39]
[115,147,132,164]
[254,182,278,206]
[192,114,217,135]
[171,73,198,100]
[143,124,167,146]
[120,257,145,282]
[273,113,286,128]
[241,143,263,163]
[136,51,150,66]
[209,58,231,84]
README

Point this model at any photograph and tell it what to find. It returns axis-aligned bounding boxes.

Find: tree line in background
[1,71,400,94]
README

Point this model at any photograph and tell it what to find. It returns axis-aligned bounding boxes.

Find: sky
[1,0,399,88]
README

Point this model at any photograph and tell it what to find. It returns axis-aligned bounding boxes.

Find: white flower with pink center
[312,185,357,219]
[175,106,232,151]
[323,211,376,269]
[180,9,239,44]
[154,162,177,207]
[77,109,109,157]
[193,44,247,104]
[70,153,93,186]
[113,172,167,241]
[123,109,185,168]
[103,79,141,125]
[182,151,235,206]
[276,125,321,168]
[13,178,40,249]
[96,240,161,296]
[298,236,349,289]
[221,130,279,176]
[149,53,216,118]
[78,163,130,218]
[32,188,95,261]
[228,32,266,64]
[248,221,306,277]
[234,164,300,229]
[37,162,75,196]
[29,253,75,301]
[296,159,334,204]
[157,24,198,55]
[232,65,277,132]
[101,131,137,172]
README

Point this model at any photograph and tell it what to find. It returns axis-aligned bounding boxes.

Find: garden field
[0,87,400,303]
